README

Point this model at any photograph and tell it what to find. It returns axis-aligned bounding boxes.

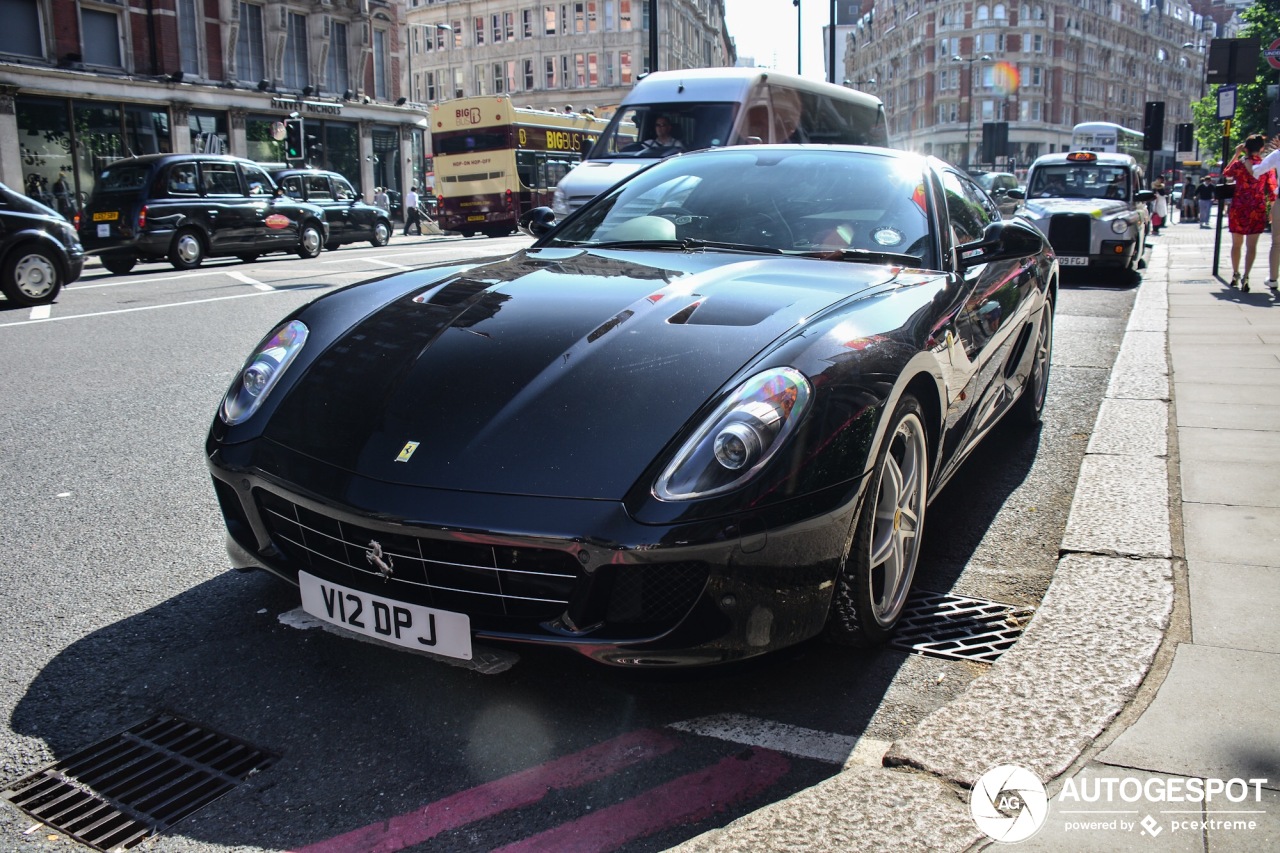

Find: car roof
[100,153,258,169]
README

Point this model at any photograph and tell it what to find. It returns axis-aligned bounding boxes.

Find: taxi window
[279,175,305,200]
[305,174,333,200]
[202,163,243,196]
[242,164,274,196]
[167,164,199,196]
[333,177,358,201]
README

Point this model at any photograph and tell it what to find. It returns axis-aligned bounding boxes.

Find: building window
[545,56,557,88]
[522,9,534,38]
[0,0,44,59]
[284,12,309,90]
[620,0,631,31]
[604,51,613,85]
[426,70,437,101]
[329,22,349,94]
[493,63,504,93]
[524,58,535,90]
[561,54,570,87]
[81,7,123,68]
[492,13,502,42]
[373,28,388,99]
[474,16,485,45]
[544,5,556,35]
[620,49,631,83]
[452,20,462,48]
[475,63,488,94]
[177,0,201,75]
[587,0,598,32]
[505,59,518,92]
[605,0,616,30]
[452,66,464,98]
[574,2,585,34]
[505,11,515,40]
[236,3,265,84]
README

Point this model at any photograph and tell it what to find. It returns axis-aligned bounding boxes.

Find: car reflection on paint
[206,145,1057,668]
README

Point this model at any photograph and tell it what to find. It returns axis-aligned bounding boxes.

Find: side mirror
[1006,188,1026,200]
[519,206,557,238]
[956,219,1046,270]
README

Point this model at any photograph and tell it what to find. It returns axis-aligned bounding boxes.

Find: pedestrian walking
[1150,178,1169,234]
[1240,134,1280,296]
[1196,177,1215,229]
[373,186,390,213]
[403,186,421,236]
[1181,179,1198,223]
[1223,134,1277,292]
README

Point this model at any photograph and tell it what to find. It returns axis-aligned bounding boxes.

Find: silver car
[1008,151,1154,281]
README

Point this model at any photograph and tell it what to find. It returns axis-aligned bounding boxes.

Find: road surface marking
[28,305,51,320]
[0,288,322,328]
[365,258,413,271]
[493,747,791,853]
[291,729,679,853]
[669,713,890,768]
[227,270,274,290]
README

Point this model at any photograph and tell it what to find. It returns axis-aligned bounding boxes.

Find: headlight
[655,367,812,501]
[220,319,309,425]
[1110,219,1130,235]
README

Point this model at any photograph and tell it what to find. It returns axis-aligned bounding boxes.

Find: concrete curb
[673,243,1178,851]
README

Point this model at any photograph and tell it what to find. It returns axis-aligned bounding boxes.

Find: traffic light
[1176,123,1194,153]
[1143,102,1165,151]
[284,120,304,160]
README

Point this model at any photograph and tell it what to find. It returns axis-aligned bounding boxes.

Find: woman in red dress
[1224,133,1277,292]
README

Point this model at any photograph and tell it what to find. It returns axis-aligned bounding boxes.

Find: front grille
[605,562,709,625]
[256,490,583,620]
[1047,214,1092,255]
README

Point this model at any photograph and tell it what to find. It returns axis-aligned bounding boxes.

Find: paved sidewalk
[674,221,1280,851]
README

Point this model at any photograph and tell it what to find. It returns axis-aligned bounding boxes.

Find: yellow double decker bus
[431,96,612,238]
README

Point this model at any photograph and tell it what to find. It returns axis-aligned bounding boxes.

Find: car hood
[1017,197,1136,219]
[264,248,900,500]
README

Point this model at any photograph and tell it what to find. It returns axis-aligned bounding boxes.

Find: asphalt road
[0,240,1134,853]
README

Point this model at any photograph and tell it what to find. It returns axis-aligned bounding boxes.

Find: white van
[550,67,888,217]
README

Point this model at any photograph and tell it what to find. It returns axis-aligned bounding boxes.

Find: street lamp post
[794,0,801,76]
[844,78,877,90]
[953,53,991,170]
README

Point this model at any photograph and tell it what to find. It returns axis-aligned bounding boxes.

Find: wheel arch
[1,232,72,282]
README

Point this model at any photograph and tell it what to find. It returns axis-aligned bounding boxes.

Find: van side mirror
[519,206,557,238]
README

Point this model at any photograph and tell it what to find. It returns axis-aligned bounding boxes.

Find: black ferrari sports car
[207,145,1057,667]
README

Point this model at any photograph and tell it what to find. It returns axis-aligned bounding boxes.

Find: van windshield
[589,103,738,159]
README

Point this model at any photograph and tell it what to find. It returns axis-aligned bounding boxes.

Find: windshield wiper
[574,238,784,255]
[795,247,922,266]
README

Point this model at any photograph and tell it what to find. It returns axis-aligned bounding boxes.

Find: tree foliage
[1193,0,1280,170]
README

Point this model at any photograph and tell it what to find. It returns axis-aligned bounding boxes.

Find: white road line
[28,305,52,320]
[668,713,891,769]
[0,287,317,328]
[227,270,274,290]
[70,269,225,289]
[364,258,413,271]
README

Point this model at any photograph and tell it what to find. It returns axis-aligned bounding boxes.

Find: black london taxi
[78,154,329,275]
[269,168,394,250]
[0,181,85,306]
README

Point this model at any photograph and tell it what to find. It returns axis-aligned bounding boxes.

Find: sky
[722,0,837,83]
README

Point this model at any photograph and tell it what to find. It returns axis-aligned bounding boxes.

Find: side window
[940,168,997,244]
[280,176,305,199]
[333,177,357,201]
[305,175,333,200]
[167,164,199,195]
[202,163,244,196]
[241,164,273,196]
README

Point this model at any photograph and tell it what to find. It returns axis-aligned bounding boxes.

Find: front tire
[298,222,323,259]
[169,228,205,270]
[827,394,929,646]
[102,254,137,276]
[370,221,391,247]
[2,246,62,306]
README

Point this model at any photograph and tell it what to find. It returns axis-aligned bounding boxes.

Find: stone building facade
[841,0,1210,173]
[404,0,734,115]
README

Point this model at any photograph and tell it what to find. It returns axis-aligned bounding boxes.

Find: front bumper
[208,439,864,666]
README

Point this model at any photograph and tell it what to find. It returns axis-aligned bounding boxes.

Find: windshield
[548,149,935,268]
[589,103,738,159]
[1027,164,1131,200]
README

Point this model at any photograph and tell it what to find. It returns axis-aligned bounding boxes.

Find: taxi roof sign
[1066,151,1098,162]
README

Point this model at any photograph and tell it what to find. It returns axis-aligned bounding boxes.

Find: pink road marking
[494,746,792,853]
[292,729,678,853]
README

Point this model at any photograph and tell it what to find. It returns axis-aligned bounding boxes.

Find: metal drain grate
[1,713,278,852]
[889,590,1035,663]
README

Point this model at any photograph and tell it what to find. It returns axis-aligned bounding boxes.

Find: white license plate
[298,570,472,660]
[1058,256,1088,266]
